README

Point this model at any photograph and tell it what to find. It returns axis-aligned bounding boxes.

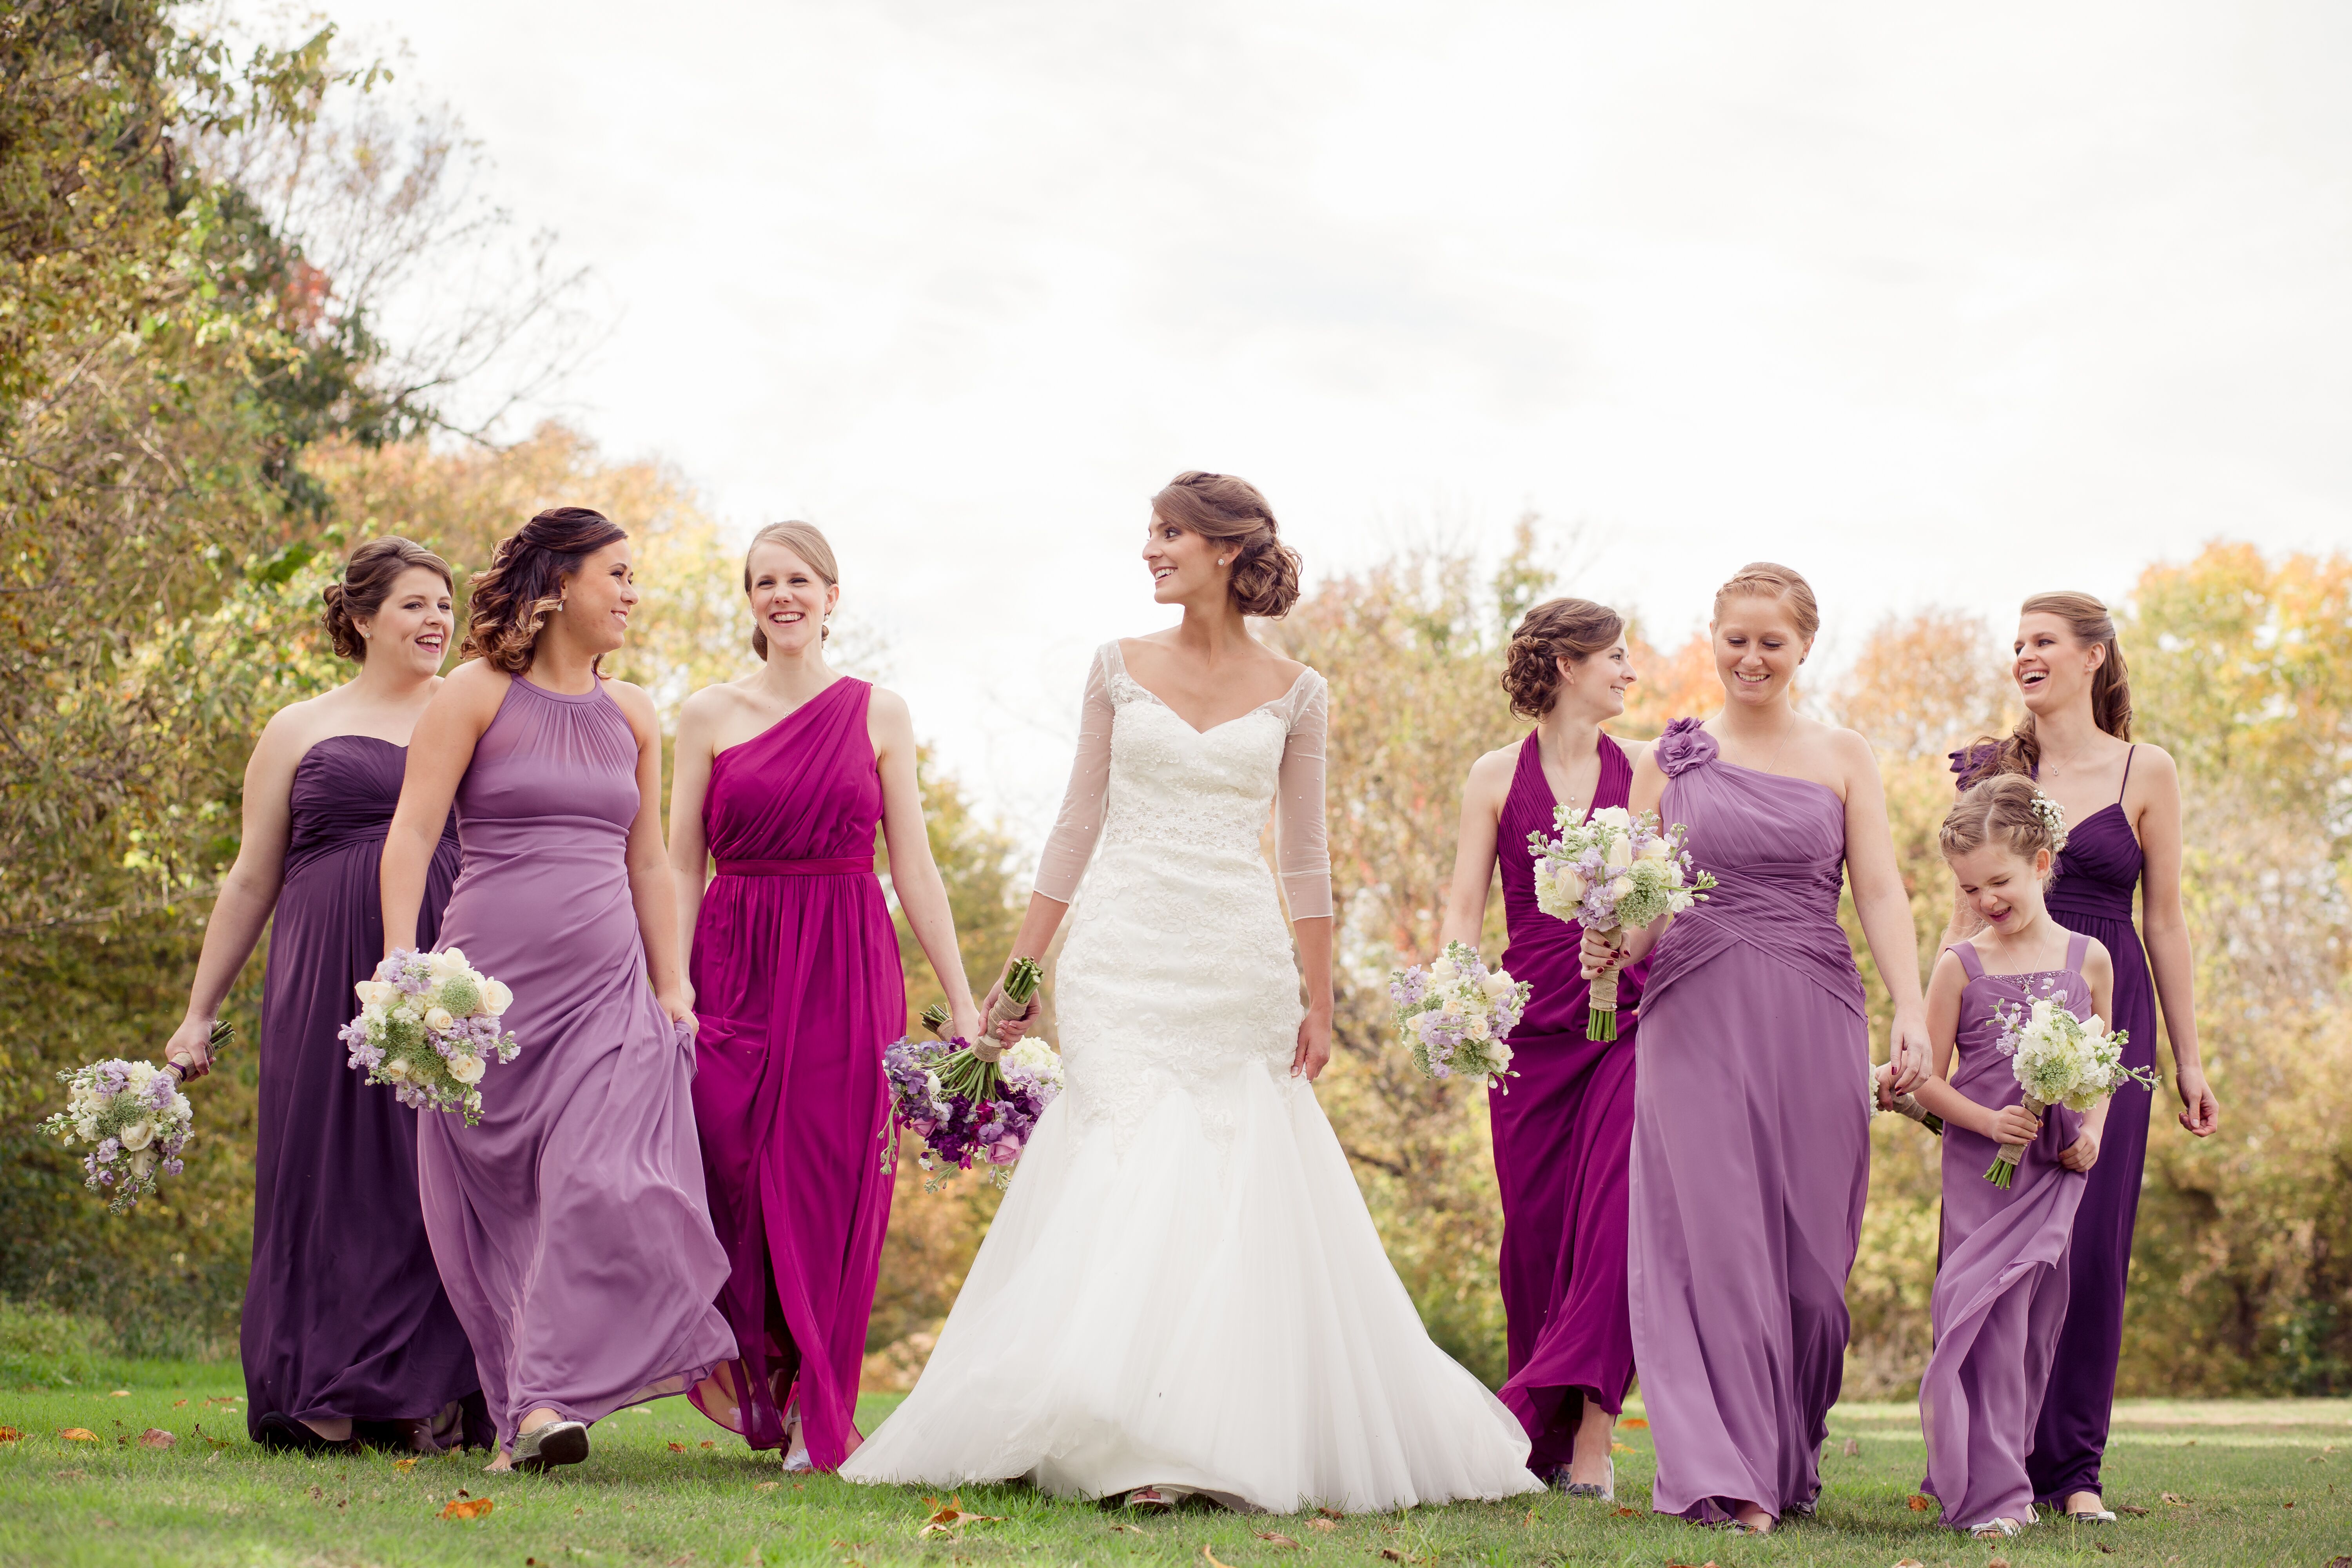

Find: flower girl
[1887,775,2118,1539]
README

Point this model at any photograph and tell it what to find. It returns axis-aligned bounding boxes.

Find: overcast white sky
[252,0,2352,845]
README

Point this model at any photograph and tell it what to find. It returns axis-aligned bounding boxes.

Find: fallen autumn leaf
[58,1428,96,1442]
[1255,1532,1301,1548]
[1306,1517,1338,1532]
[136,1428,174,1448]
[439,1497,494,1521]
[0,1427,20,1444]
[1906,1494,1932,1510]
[1842,1436,1860,1456]
[1617,1416,1649,1430]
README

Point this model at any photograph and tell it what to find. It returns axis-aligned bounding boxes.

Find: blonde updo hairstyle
[321,537,454,662]
[1150,470,1303,618]
[743,521,840,659]
[1501,597,1627,720]
[1940,774,2064,881]
[1711,560,1822,644]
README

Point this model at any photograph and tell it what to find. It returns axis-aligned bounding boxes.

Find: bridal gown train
[841,641,1537,1514]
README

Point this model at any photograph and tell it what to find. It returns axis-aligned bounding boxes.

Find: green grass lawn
[3,1364,2347,1566]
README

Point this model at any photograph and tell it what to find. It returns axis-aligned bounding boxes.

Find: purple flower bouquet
[340,947,521,1125]
[882,1016,1063,1192]
[42,1049,206,1214]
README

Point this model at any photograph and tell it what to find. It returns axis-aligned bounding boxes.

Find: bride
[839,472,1539,1513]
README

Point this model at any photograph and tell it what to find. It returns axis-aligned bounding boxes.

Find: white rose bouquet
[1388,940,1528,1090]
[1983,997,2157,1189]
[1527,804,1718,1040]
[42,1051,203,1214]
[339,947,521,1126]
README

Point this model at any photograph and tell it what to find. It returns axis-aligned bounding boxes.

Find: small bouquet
[340,947,521,1126]
[1871,1062,1944,1136]
[1528,805,1717,1040]
[884,1009,1063,1191]
[42,1040,212,1213]
[1389,940,1528,1089]
[1983,997,2157,1188]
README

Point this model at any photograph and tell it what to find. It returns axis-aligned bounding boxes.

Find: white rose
[1555,866,1587,902]
[1429,955,1459,983]
[382,1059,410,1083]
[1638,836,1671,861]
[1590,806,1632,832]
[1608,875,1635,901]
[1479,971,1515,1001]
[119,1119,154,1151]
[1465,1011,1490,1042]
[75,1114,100,1141]
[1487,1041,1514,1073]
[480,979,514,1017]
[131,1149,158,1179]
[431,947,468,974]
[446,1054,486,1085]
[1604,837,1633,871]
[354,980,399,1009]
[425,1007,455,1033]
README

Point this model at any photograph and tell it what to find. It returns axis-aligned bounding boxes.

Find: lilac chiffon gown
[1954,744,2160,1504]
[242,737,486,1445]
[416,675,738,1448]
[686,678,900,1470]
[1628,719,1871,1523]
[1918,934,2090,1531]
[1491,732,1644,1472]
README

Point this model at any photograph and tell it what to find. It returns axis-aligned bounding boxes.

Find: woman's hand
[1871,1061,1898,1112]
[980,976,1040,1045]
[1885,1008,1931,1095]
[1292,1005,1333,1081]
[1989,1102,2044,1147]
[2175,1063,2220,1138]
[2060,1125,2102,1172]
[163,1017,218,1082]
[657,985,699,1035]
[1577,927,1625,982]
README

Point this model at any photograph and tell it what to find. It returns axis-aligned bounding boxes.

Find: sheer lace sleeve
[1275,672,1332,919]
[1032,646,1117,904]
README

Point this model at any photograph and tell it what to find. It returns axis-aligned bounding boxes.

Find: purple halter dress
[1490,731,1644,1472]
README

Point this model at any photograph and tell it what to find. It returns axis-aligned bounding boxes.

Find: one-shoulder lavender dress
[416,675,738,1449]
[1628,719,1871,1524]
[1918,934,2091,1531]
[242,736,485,1445]
[686,678,901,1470]
[1490,731,1646,1473]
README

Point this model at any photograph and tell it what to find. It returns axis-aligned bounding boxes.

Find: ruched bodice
[284,736,455,877]
[702,678,883,865]
[2045,805,2142,925]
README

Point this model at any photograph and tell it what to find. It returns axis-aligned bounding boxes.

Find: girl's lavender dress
[242,736,485,1444]
[1953,744,2158,1503]
[1490,731,1645,1473]
[1628,719,1871,1523]
[1919,935,2090,1530]
[685,678,900,1471]
[416,675,738,1448]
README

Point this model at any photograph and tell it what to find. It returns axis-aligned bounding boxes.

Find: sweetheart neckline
[1107,644,1312,738]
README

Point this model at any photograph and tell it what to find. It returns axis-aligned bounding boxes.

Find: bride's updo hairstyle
[1151,470,1303,619]
[460,505,628,674]
[1711,561,1821,643]
[1501,597,1625,719]
[743,520,839,658]
[321,537,453,662]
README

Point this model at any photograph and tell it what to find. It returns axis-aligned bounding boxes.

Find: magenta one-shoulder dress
[1490,731,1645,1474]
[1918,934,2090,1531]
[1628,719,1871,1524]
[686,678,900,1472]
[416,674,738,1449]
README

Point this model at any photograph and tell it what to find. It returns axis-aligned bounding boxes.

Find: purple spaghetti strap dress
[1490,731,1644,1473]
[416,675,738,1449]
[1918,935,2091,1530]
[242,736,486,1445]
[1627,719,1871,1524]
[1950,743,2159,1503]
[685,678,900,1471]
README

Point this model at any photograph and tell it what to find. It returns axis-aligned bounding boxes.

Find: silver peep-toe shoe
[512,1419,590,1473]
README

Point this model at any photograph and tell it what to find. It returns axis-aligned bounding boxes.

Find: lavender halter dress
[416,675,738,1448]
[1918,934,2090,1531]
[1490,731,1644,1471]
[1628,719,1871,1524]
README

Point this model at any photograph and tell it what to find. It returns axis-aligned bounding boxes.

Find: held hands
[163,1017,217,1082]
[1883,1011,1931,1096]
[2060,1126,2102,1172]
[1988,1102,2044,1148]
[1292,1006,1332,1082]
[2175,1064,2220,1138]
[1871,1061,1899,1112]
[974,977,1036,1063]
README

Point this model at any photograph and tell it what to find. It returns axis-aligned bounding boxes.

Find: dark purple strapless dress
[1953,743,2160,1502]
[1918,934,2090,1530]
[1490,732,1645,1472]
[1628,720,1871,1524]
[241,735,485,1442]
[685,679,901,1470]
[417,676,739,1448]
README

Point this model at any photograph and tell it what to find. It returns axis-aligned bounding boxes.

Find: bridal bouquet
[1983,997,2157,1188]
[1528,805,1717,1040]
[883,1014,1063,1192]
[340,947,520,1126]
[42,1038,214,1213]
[1389,940,1528,1089]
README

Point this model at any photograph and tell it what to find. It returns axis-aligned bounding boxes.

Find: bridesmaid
[164,538,485,1453]
[670,521,984,1472]
[382,506,737,1473]
[1588,562,1929,1535]
[1949,591,2220,1523]
[1435,597,1646,1497]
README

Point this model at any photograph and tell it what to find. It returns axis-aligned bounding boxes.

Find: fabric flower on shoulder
[1654,717,1717,777]
[1947,740,2002,784]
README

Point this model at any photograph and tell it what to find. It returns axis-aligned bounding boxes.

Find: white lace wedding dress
[839,641,1537,1513]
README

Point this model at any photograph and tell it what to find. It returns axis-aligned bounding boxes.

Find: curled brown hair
[1940,774,2065,875]
[743,521,839,659]
[459,506,628,674]
[1712,561,1821,642]
[1501,597,1626,719]
[1151,470,1303,618]
[321,537,454,661]
[1958,590,2132,783]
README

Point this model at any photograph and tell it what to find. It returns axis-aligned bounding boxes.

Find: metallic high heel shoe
[1547,1457,1615,1502]
[512,1419,590,1473]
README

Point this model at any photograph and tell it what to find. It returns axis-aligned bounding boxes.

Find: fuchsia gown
[686,677,901,1471]
[1918,934,2090,1531]
[1490,731,1644,1475]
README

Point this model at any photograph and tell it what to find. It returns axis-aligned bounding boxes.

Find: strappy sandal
[1546,1457,1615,1501]
[1971,1517,2023,1539]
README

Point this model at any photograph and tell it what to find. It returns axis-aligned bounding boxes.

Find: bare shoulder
[2082,935,2115,973]
[1928,944,1970,987]
[440,657,512,706]
[1822,723,1880,769]
[1464,740,1520,798]
[865,684,913,730]
[600,677,660,739]
[1608,733,1650,768]
[2127,742,2181,787]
